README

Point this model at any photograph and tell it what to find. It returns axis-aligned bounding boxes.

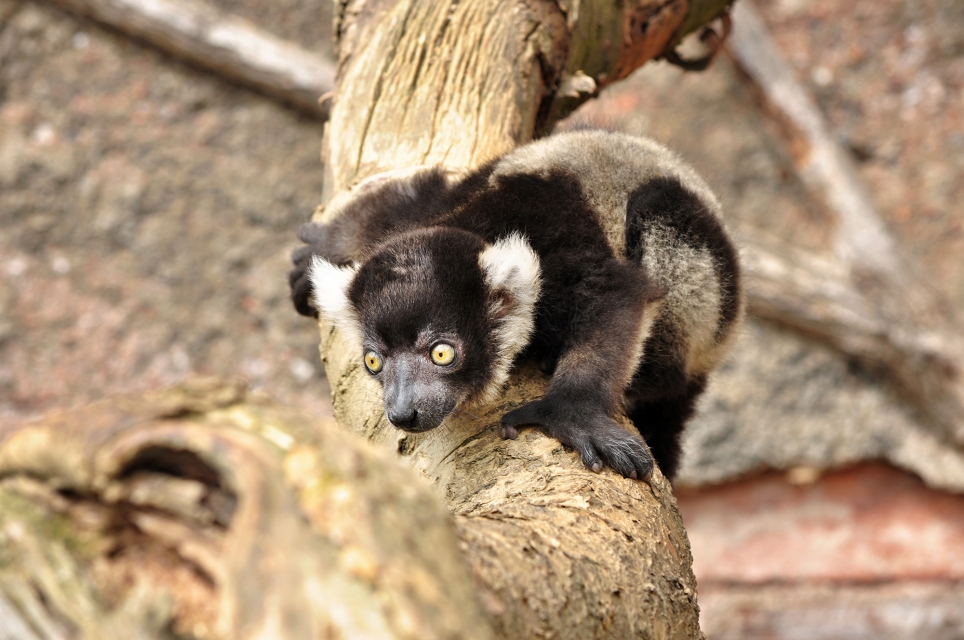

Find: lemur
[289,130,743,481]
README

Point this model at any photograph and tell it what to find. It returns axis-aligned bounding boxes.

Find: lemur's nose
[387,407,417,428]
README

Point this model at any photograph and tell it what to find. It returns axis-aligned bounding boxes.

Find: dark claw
[290,244,315,266]
[500,397,653,482]
[288,266,300,289]
[501,425,519,440]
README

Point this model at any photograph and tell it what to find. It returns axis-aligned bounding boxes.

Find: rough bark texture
[325,338,702,639]
[0,378,494,640]
[316,1,733,638]
[324,0,733,194]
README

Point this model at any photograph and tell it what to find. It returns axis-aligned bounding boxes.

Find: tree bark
[0,1,739,638]
[0,379,495,640]
[317,1,733,638]
[324,0,732,193]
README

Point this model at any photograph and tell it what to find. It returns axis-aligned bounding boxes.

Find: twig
[47,0,336,117]
[728,0,964,445]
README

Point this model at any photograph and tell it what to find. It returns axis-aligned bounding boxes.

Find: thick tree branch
[317,1,737,637]
[0,379,494,639]
[325,0,735,190]
[324,337,702,639]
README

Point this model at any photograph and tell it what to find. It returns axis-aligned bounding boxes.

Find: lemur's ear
[307,256,363,350]
[477,234,542,400]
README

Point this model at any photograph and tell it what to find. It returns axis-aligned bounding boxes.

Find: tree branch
[0,379,495,639]
[325,0,735,190]
[317,1,737,637]
[45,0,336,117]
[728,0,964,446]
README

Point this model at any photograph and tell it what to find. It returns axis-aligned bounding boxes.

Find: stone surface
[678,463,964,583]
[698,581,964,640]
[0,0,332,429]
[679,463,964,638]
[679,319,964,491]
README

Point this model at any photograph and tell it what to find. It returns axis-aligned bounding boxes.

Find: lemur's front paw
[501,398,654,482]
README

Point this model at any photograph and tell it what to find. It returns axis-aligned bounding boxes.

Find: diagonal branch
[728,0,964,446]
[45,0,336,116]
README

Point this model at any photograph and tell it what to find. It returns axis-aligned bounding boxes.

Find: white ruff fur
[477,233,542,402]
[307,256,363,352]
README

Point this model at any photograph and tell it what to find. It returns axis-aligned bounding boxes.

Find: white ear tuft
[308,256,363,351]
[477,233,542,401]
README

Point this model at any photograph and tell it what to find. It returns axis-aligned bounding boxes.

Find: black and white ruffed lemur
[289,130,743,481]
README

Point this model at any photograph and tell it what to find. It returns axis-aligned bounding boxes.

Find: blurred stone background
[1,0,962,637]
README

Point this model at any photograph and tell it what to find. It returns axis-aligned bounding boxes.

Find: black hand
[501,397,654,482]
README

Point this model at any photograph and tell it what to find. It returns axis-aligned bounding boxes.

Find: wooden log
[316,1,734,638]
[0,379,496,640]
[325,0,734,191]
[45,0,336,117]
[728,0,964,446]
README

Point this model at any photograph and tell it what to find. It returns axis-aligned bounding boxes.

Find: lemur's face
[309,227,541,433]
[350,229,497,432]
[360,330,470,432]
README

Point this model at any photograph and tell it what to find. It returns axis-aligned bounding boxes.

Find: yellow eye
[364,351,383,374]
[430,343,456,366]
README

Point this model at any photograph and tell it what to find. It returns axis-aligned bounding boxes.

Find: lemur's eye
[430,343,456,366]
[364,351,383,374]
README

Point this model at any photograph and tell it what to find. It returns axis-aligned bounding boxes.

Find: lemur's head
[309,228,541,432]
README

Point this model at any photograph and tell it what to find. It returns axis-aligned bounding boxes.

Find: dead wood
[324,0,733,193]
[728,0,964,446]
[44,0,335,116]
[0,378,494,640]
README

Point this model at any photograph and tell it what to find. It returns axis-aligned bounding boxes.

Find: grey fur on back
[494,130,740,379]
[290,129,742,480]
[491,130,723,257]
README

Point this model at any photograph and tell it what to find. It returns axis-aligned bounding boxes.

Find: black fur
[627,376,707,481]
[290,133,742,482]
